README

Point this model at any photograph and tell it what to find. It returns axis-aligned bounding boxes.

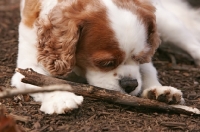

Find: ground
[0,0,200,132]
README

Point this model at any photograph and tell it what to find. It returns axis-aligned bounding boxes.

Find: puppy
[12,0,200,114]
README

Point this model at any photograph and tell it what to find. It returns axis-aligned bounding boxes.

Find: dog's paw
[11,72,26,89]
[141,86,184,104]
[40,91,83,114]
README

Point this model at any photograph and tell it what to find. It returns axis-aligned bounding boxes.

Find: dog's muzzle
[119,77,138,93]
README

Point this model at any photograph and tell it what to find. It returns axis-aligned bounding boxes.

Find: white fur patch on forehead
[39,0,80,23]
[102,0,148,58]
[40,0,58,17]
[40,0,78,16]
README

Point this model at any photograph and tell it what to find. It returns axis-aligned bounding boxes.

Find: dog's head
[36,0,160,95]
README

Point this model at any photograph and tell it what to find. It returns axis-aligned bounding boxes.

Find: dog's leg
[140,63,184,104]
[11,22,83,114]
[11,0,83,114]
[154,1,200,65]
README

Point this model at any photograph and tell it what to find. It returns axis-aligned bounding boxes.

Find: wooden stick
[1,68,200,115]
[169,65,200,72]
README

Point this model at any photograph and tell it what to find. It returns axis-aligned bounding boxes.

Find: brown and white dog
[12,0,200,114]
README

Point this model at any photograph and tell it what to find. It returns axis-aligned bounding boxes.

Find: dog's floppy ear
[145,13,161,61]
[129,1,161,64]
[135,3,161,64]
[36,4,82,76]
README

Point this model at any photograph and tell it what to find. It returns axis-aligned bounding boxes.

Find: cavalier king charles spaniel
[12,0,200,114]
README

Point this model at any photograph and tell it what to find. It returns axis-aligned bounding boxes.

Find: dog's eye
[132,54,150,64]
[99,60,115,67]
[94,60,116,69]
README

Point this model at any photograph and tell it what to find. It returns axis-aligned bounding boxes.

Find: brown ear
[134,3,161,64]
[36,5,82,76]
[145,14,161,62]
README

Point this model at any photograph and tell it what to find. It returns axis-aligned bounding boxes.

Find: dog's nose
[119,78,138,93]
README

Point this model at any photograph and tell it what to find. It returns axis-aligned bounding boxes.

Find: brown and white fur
[12,0,200,114]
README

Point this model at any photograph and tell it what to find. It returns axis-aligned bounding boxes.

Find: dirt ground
[1,0,200,132]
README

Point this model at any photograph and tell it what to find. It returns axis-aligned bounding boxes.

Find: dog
[11,0,200,114]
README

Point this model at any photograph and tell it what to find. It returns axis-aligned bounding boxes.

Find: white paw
[40,91,83,114]
[11,72,44,102]
[11,72,26,89]
[141,86,184,104]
